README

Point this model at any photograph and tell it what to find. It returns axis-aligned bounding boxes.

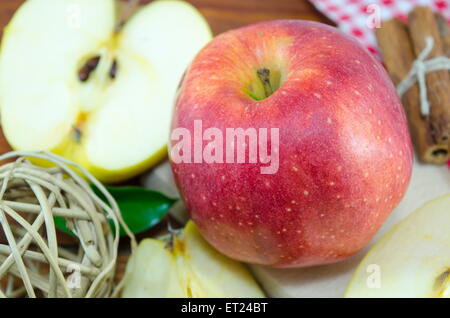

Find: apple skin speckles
[171,20,412,268]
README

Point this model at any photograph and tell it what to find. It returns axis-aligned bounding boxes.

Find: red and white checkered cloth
[309,0,450,57]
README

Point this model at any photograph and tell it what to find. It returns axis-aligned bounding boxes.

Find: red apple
[169,20,413,268]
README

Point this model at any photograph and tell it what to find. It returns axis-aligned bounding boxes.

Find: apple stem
[72,126,82,143]
[257,68,274,98]
[163,222,182,251]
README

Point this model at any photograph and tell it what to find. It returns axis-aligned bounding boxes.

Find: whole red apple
[170,20,413,268]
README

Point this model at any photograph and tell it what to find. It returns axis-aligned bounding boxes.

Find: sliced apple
[345,194,450,298]
[0,0,212,183]
[122,221,265,298]
[122,239,186,297]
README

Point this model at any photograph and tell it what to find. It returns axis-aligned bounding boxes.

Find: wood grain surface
[0,0,333,40]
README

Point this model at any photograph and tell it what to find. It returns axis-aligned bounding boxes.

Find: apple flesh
[345,194,450,298]
[122,221,265,298]
[170,20,413,268]
[0,0,211,183]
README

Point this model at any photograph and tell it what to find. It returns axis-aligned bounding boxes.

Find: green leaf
[94,186,176,236]
[55,186,176,236]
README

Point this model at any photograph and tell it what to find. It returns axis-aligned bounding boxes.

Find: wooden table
[0,0,332,33]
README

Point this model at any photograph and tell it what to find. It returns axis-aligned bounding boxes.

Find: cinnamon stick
[376,19,449,163]
[408,7,450,145]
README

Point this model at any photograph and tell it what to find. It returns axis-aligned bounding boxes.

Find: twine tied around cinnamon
[0,151,136,298]
[397,36,450,117]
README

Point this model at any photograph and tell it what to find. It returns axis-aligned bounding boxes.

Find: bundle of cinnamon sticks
[376,6,450,164]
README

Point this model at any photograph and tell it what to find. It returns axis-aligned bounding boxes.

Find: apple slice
[345,194,450,298]
[0,0,211,183]
[122,221,265,298]
[122,239,186,297]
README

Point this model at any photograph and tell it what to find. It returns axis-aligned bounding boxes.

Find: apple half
[0,0,211,183]
[122,221,265,298]
[345,194,450,298]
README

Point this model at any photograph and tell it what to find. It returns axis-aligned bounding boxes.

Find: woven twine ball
[0,151,135,298]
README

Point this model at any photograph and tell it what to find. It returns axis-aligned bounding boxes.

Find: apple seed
[434,269,450,295]
[109,59,118,79]
[78,56,101,82]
